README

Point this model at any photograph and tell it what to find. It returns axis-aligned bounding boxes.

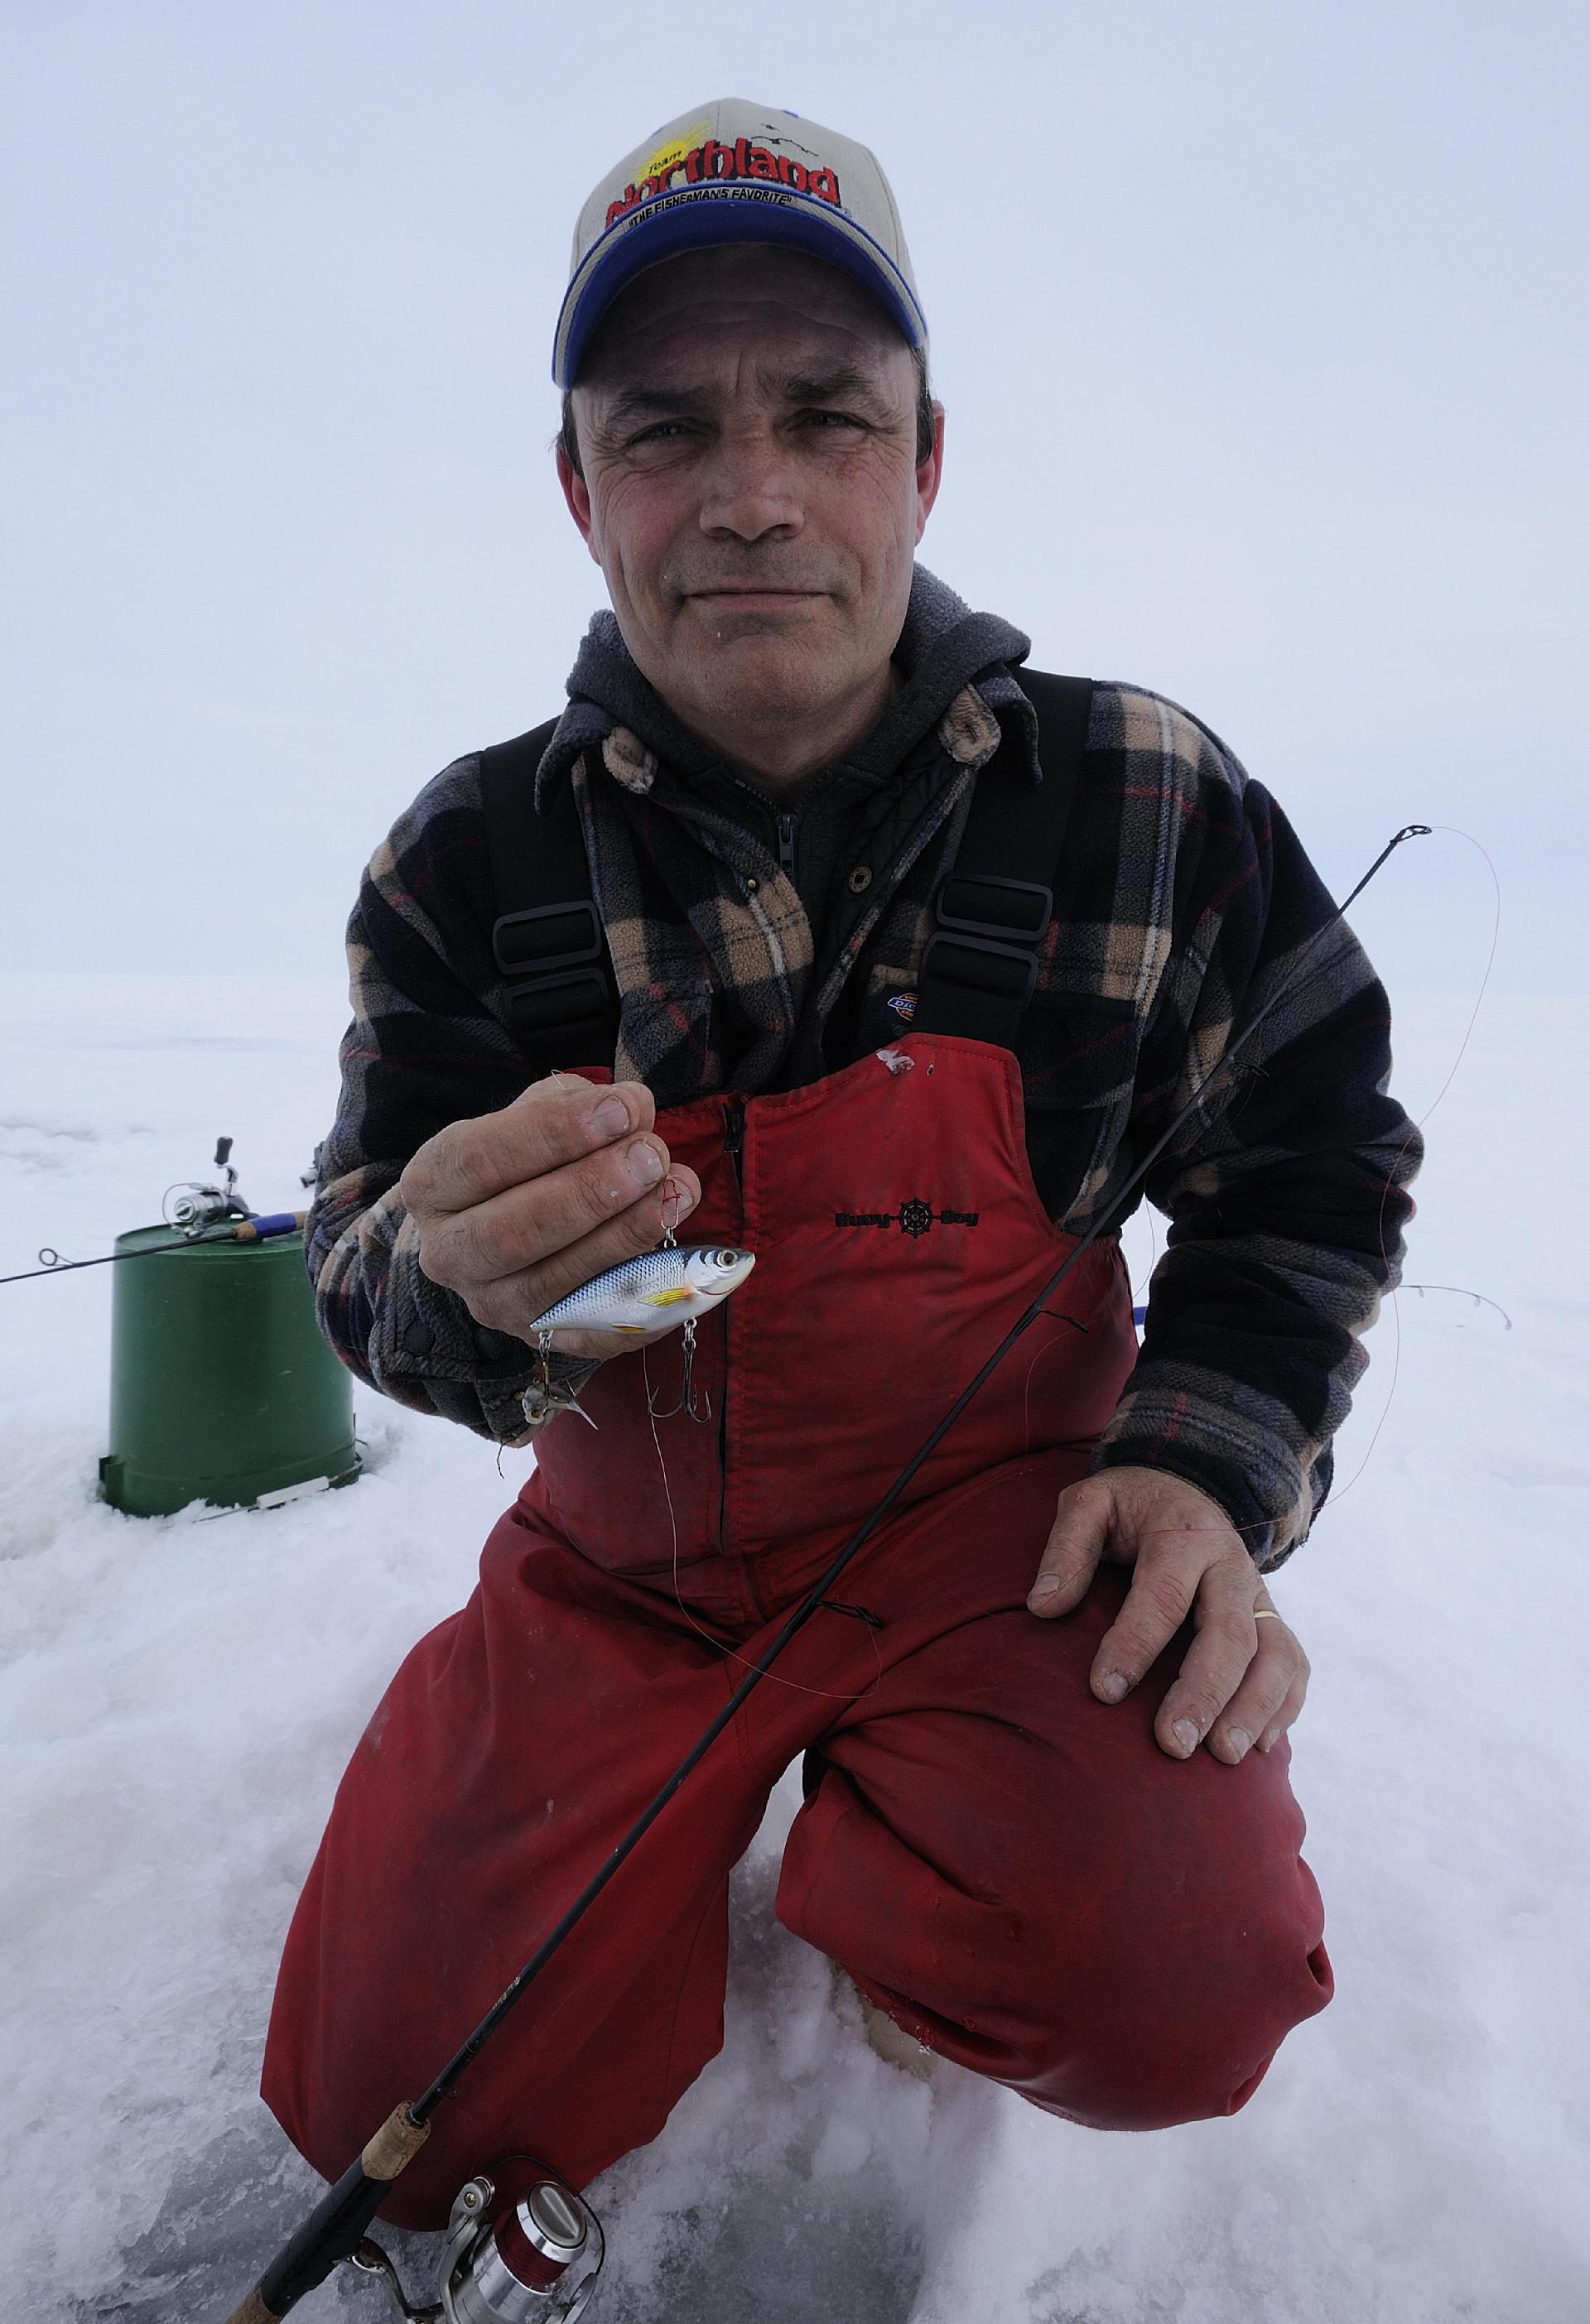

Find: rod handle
[222,2106,429,2321]
[224,2292,280,2324]
[360,2102,431,2179]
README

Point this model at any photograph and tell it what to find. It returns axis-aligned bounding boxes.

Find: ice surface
[1,974,1586,2322]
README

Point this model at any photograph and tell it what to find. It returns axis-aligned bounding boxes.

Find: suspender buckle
[502,965,614,1042]
[491,900,615,1065]
[917,927,1043,1012]
[916,873,1053,1037]
[931,873,1053,945]
[491,899,605,979]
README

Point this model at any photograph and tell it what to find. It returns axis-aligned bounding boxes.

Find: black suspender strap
[477,720,619,1076]
[913,670,1093,1050]
[477,669,1089,1074]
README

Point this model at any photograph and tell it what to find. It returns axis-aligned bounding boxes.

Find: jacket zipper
[775,811,797,883]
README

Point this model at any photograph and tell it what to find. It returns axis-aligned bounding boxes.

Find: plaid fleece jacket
[310,623,1420,1571]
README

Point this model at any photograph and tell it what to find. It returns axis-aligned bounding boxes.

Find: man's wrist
[1088,1445,1276,1565]
[373,1212,545,1385]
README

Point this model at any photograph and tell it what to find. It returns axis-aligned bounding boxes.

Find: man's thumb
[1027,1476,1112,1617]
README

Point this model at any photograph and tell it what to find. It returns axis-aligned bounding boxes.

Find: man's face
[558,245,943,763]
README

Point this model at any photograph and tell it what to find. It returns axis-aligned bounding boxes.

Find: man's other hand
[1026,1468,1309,1764]
[398,1072,702,1359]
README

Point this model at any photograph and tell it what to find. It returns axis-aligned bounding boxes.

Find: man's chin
[673,623,841,709]
[681,593,833,642]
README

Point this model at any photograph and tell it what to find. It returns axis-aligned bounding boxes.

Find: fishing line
[222,825,1432,2322]
[403,830,1429,2100]
[1020,1191,1156,1450]
[643,1339,884,1706]
[1029,825,1497,1557]
[643,1171,884,1702]
[1130,1203,1160,1311]
[1400,825,1501,1126]
[1320,823,1501,1516]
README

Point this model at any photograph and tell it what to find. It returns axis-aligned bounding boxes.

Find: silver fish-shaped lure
[531,1244,755,1339]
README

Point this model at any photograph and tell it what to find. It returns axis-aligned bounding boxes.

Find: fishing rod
[2,1141,310,1284]
[0,1214,307,1286]
[1401,1283,1512,1328]
[222,823,1430,2324]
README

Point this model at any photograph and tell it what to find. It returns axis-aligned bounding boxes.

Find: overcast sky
[3,0,1584,1003]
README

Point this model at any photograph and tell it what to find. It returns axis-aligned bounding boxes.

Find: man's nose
[696,426,804,541]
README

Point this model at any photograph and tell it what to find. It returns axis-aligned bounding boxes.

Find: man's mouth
[685,587,827,613]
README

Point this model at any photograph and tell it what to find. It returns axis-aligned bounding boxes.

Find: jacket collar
[533,563,1038,812]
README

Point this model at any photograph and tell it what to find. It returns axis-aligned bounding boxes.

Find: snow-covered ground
[1,971,1585,2322]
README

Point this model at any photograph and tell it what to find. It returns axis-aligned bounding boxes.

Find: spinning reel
[165,1136,252,1234]
[349,2169,605,2323]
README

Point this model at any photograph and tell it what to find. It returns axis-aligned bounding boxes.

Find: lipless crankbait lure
[523,1244,755,1430]
[531,1244,755,1335]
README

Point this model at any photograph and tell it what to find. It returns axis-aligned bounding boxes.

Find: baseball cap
[552,99,928,387]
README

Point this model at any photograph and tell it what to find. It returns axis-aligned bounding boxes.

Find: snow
[1,971,1586,2322]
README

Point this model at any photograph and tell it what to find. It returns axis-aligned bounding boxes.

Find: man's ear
[914,401,946,541]
[556,442,601,565]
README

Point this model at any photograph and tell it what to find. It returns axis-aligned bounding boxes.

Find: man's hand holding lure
[398,1070,706,1362]
[398,1069,750,1430]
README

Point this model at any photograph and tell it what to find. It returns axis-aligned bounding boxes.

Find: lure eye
[711,1249,738,1269]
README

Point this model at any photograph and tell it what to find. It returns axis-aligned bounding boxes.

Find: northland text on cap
[553,99,928,387]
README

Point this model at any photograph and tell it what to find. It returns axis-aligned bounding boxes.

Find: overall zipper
[718,1100,766,1614]
[723,1101,745,1187]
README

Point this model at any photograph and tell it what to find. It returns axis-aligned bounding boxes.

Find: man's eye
[629,421,691,446]
[797,409,865,431]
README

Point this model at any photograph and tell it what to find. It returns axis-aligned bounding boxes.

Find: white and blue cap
[553,99,928,387]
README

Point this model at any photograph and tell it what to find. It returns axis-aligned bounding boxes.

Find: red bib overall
[263,1035,1331,2229]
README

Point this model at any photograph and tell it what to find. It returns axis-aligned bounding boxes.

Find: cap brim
[552,188,927,387]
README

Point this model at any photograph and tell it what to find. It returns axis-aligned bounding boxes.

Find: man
[263,101,1419,2247]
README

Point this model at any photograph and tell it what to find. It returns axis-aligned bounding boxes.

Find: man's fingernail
[1223,1728,1251,1761]
[1096,1671,1127,1703]
[1028,1577,1060,1607]
[591,1097,630,1137]
[625,1140,664,1187]
[1170,1718,1200,1754]
[671,1181,697,1216]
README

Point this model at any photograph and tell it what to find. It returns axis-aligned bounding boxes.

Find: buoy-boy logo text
[835,1200,980,1240]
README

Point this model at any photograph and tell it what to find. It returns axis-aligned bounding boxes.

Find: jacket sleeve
[306,754,590,1445]
[1089,766,1423,1569]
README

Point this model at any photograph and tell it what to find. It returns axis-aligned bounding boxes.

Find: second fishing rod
[223,823,1429,2324]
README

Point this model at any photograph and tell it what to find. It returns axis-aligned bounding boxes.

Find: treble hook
[648,1316,712,1422]
[648,1177,711,1421]
[522,1328,598,1428]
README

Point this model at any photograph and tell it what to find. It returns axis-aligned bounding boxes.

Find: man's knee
[783,1759,1333,2131]
[850,1912,1332,2132]
[1004,1925,1336,2130]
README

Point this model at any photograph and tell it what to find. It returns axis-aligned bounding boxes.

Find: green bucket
[99,1225,359,1518]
